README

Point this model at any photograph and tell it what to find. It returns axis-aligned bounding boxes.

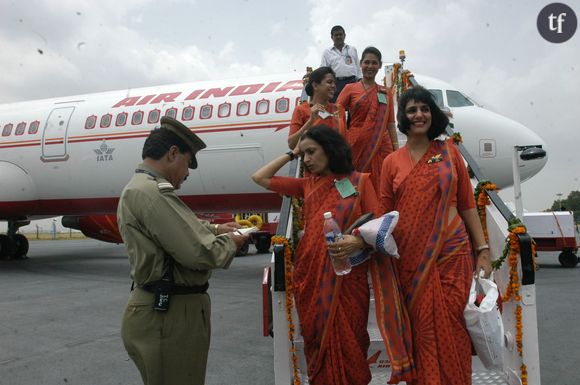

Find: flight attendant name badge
[377,93,387,104]
[334,178,357,198]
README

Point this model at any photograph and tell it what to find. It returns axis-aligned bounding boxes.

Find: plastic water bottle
[323,211,352,275]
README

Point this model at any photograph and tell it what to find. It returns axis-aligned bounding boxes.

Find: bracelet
[285,151,296,161]
[476,244,490,252]
[213,224,219,235]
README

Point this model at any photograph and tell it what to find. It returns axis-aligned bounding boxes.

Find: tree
[550,190,580,224]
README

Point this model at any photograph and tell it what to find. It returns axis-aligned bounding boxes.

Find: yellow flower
[427,154,443,164]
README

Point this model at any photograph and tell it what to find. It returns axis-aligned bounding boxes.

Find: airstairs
[264,81,540,385]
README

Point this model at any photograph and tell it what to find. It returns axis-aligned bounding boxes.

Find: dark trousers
[332,76,358,102]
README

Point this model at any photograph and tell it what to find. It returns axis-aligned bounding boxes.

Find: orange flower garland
[270,235,301,385]
[390,62,413,98]
[474,180,498,243]
[451,132,463,144]
[474,182,532,385]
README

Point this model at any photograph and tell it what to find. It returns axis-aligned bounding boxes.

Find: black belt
[336,75,357,81]
[139,282,209,295]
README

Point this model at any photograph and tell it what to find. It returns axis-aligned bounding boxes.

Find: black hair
[360,46,382,63]
[142,127,191,160]
[301,124,353,174]
[330,25,345,35]
[305,66,336,97]
[396,86,449,140]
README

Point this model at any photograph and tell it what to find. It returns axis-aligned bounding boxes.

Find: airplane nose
[517,129,548,183]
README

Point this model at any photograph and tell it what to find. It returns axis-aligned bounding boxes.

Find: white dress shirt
[320,44,362,79]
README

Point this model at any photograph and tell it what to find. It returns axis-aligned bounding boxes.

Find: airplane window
[85,115,97,130]
[2,123,13,136]
[15,122,26,135]
[428,89,444,109]
[182,106,195,121]
[115,113,128,126]
[256,99,269,115]
[200,104,213,119]
[148,109,160,123]
[165,108,177,119]
[446,90,474,107]
[276,97,289,113]
[28,121,39,134]
[218,102,231,118]
[237,101,250,116]
[132,111,144,125]
[100,114,112,128]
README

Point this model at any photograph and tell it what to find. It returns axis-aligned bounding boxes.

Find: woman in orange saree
[379,87,493,385]
[288,66,346,151]
[253,125,415,385]
[337,47,398,192]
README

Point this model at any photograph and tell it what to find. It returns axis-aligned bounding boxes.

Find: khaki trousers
[121,287,211,385]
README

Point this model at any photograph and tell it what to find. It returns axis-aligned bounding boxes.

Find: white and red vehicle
[523,211,578,267]
[0,71,547,258]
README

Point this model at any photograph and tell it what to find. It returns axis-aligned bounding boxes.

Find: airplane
[0,70,548,259]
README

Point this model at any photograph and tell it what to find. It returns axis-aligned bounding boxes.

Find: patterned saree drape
[393,140,473,385]
[344,84,394,191]
[295,173,414,385]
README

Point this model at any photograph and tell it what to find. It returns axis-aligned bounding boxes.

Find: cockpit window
[428,89,444,109]
[446,90,474,107]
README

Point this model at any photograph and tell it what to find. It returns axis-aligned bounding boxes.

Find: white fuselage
[0,71,547,220]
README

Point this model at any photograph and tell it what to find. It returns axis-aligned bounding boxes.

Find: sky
[1,0,579,212]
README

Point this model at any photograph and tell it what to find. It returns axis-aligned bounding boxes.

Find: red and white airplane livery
[0,71,547,258]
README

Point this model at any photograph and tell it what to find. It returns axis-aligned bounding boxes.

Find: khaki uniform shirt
[117,163,237,286]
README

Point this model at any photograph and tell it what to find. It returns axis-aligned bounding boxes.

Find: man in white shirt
[320,25,362,102]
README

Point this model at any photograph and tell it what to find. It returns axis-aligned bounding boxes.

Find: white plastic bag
[464,276,504,370]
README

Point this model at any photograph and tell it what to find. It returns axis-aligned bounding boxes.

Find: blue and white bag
[348,211,400,266]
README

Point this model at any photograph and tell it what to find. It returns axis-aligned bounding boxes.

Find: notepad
[235,226,257,235]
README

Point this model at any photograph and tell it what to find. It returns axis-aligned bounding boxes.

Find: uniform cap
[160,116,206,169]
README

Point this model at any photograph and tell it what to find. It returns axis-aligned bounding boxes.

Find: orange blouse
[269,174,379,216]
[380,140,475,213]
[289,102,342,137]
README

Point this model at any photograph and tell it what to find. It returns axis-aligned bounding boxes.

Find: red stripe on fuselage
[0,193,283,218]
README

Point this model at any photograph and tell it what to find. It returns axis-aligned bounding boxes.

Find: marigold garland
[474,180,498,243]
[474,183,533,384]
[271,235,301,385]
[390,62,413,98]
[451,132,463,144]
[496,217,535,385]
[291,197,304,250]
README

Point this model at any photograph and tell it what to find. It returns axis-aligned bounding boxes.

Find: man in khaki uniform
[117,116,248,385]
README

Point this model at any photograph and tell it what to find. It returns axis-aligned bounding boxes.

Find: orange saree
[289,101,347,138]
[269,172,415,385]
[337,82,395,191]
[380,139,474,385]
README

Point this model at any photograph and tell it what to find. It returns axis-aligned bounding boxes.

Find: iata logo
[94,141,115,162]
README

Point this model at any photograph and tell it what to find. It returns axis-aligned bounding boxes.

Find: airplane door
[41,106,75,161]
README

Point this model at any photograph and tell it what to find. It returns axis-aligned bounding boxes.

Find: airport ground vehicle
[523,211,578,267]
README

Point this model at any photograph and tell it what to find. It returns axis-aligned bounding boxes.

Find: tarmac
[0,239,578,385]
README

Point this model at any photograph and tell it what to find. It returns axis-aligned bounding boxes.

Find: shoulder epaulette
[157,182,174,193]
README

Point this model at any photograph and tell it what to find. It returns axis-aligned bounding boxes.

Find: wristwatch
[285,151,296,161]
